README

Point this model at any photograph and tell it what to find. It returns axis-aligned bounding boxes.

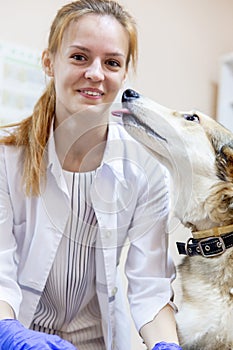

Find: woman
[0,1,181,349]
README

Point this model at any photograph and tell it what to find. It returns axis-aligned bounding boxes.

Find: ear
[206,183,233,225]
[42,49,54,77]
[216,142,233,182]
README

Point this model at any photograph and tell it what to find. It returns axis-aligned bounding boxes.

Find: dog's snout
[122,89,140,102]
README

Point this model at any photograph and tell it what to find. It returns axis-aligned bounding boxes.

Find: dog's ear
[216,142,233,182]
[206,183,233,225]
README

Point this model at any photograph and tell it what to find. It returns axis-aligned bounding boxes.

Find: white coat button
[112,287,118,296]
[105,230,112,238]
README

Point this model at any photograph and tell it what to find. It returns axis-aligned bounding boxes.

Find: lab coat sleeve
[0,145,22,316]
[125,155,176,332]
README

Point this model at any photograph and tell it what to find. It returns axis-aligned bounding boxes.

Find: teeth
[83,90,102,96]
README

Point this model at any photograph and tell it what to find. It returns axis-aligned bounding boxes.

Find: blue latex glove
[152,342,182,350]
[0,319,77,349]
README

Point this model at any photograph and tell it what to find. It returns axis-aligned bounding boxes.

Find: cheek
[108,74,126,92]
[54,63,78,83]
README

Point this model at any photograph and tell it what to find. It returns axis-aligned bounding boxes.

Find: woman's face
[45,14,129,125]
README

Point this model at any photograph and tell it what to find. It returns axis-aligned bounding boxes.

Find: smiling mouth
[78,89,104,97]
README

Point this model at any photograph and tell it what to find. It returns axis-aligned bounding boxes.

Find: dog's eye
[183,114,200,123]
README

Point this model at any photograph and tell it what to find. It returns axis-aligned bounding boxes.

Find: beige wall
[125,0,233,117]
[1,0,233,116]
[1,1,233,349]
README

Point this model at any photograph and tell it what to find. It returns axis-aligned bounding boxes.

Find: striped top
[31,170,105,350]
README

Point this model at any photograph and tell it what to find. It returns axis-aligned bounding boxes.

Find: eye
[106,59,121,69]
[183,113,200,123]
[71,54,86,61]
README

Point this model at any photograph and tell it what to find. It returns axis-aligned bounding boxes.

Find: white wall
[1,1,233,349]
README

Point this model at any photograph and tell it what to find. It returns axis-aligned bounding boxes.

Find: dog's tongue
[111,108,131,117]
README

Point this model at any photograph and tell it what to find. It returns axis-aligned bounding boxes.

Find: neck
[61,135,107,172]
[177,178,232,233]
[54,115,108,172]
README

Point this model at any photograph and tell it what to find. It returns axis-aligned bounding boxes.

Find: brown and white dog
[113,89,233,350]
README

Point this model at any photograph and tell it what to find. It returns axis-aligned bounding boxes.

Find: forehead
[61,14,129,54]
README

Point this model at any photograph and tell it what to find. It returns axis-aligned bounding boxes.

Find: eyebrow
[69,45,126,58]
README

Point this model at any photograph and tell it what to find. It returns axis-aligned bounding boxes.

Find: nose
[84,60,104,81]
[122,89,140,102]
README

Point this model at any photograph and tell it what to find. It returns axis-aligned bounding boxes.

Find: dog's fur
[119,90,233,350]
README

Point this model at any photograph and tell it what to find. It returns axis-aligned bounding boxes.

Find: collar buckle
[198,236,226,257]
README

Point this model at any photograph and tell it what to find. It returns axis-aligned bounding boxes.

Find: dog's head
[113,89,233,229]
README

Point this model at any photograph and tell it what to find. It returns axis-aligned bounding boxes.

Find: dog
[113,88,233,350]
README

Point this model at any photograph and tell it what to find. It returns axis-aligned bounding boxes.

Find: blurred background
[0,0,233,348]
[0,0,233,125]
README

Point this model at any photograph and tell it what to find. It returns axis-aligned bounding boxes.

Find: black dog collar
[176,231,233,258]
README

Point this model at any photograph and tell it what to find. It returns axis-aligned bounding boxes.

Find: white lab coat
[0,120,175,350]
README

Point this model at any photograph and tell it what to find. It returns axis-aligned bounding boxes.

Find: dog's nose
[122,89,140,102]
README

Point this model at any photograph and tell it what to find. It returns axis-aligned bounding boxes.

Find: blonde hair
[0,0,138,196]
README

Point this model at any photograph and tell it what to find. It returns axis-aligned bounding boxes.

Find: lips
[78,88,104,97]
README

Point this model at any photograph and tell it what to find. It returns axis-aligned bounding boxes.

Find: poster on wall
[0,41,46,125]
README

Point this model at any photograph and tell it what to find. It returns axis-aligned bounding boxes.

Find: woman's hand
[152,342,182,350]
[0,319,76,350]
